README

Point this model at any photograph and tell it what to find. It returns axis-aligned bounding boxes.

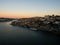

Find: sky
[0,0,60,18]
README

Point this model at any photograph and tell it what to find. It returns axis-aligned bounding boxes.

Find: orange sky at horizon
[0,12,60,18]
[0,12,45,18]
[0,10,60,18]
[0,0,60,18]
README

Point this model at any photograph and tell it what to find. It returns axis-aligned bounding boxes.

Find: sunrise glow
[0,0,60,18]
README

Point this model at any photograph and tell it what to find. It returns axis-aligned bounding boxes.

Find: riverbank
[10,15,60,35]
[0,18,16,22]
[11,20,60,35]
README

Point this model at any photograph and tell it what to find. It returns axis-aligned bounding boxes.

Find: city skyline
[0,0,60,18]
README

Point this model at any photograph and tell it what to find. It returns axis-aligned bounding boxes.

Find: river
[0,22,60,45]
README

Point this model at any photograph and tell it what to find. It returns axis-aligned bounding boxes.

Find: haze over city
[0,0,60,18]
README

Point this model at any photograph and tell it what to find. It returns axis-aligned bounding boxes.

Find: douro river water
[0,22,60,45]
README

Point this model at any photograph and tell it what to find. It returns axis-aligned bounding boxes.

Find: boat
[29,28,37,31]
